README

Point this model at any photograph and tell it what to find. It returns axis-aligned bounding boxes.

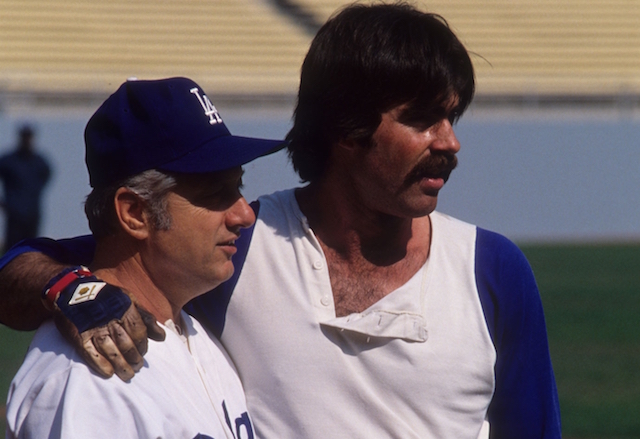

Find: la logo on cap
[190,87,223,125]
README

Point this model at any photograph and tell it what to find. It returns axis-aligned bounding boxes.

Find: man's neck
[295,180,432,316]
[295,181,430,266]
[91,240,181,325]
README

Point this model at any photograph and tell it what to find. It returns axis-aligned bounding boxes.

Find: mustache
[404,153,458,186]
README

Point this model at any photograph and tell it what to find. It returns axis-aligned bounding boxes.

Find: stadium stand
[0,0,311,104]
[296,0,640,104]
[1,0,639,107]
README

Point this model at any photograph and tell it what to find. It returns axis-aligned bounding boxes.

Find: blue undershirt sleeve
[475,228,561,439]
[0,235,96,271]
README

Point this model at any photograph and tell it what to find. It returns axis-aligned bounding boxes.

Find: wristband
[42,266,93,310]
[41,265,133,333]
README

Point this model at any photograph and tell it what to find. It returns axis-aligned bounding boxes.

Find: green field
[2,243,640,437]
[0,326,35,434]
[521,243,640,438]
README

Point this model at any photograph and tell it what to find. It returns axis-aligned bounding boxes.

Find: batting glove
[42,266,165,381]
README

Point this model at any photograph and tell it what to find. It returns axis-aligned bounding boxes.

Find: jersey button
[312,260,324,270]
[320,295,331,306]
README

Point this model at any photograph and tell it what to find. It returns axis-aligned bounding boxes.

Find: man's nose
[430,119,461,154]
[227,196,256,230]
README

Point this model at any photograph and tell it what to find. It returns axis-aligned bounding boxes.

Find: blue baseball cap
[85,77,286,187]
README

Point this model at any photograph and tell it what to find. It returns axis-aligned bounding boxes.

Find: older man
[5,77,283,438]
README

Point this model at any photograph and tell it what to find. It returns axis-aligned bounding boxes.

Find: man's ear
[336,138,359,152]
[332,138,367,169]
[114,187,149,240]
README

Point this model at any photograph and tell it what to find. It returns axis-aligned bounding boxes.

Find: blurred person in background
[0,125,51,253]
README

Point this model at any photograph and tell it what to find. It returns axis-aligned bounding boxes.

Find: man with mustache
[0,3,561,438]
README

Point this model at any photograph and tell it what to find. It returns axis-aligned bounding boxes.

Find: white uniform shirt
[216,190,494,438]
[6,311,254,439]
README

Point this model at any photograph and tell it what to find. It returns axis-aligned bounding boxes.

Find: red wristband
[42,266,92,309]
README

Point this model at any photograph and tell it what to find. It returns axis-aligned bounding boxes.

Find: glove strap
[42,266,93,310]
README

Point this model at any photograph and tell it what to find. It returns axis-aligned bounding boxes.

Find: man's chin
[404,195,439,218]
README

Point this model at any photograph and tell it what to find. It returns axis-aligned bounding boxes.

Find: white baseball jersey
[6,311,254,439]
[215,191,493,438]
[187,189,561,438]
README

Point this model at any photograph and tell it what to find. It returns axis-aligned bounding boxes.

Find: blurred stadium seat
[0,0,311,102]
[1,0,639,106]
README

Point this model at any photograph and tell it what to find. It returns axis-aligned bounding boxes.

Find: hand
[54,303,165,380]
[43,267,166,381]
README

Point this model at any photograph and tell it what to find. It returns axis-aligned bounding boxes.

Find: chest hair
[323,245,429,317]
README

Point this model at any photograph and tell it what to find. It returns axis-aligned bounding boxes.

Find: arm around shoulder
[0,235,96,330]
[0,252,68,330]
[0,235,165,381]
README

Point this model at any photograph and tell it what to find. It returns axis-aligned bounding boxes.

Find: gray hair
[85,169,177,239]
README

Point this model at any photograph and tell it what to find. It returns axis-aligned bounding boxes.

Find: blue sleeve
[475,228,562,438]
[185,201,259,338]
[0,235,96,271]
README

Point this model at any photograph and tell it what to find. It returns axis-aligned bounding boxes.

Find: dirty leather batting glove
[42,266,132,333]
[41,266,165,381]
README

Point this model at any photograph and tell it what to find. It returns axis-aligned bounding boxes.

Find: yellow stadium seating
[1,0,638,103]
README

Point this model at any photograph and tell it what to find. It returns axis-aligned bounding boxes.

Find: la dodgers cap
[85,77,286,187]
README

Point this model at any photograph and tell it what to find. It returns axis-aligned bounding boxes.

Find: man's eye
[200,183,243,209]
[400,116,437,131]
[193,192,220,205]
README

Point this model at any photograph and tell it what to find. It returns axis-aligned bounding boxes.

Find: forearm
[0,252,70,330]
